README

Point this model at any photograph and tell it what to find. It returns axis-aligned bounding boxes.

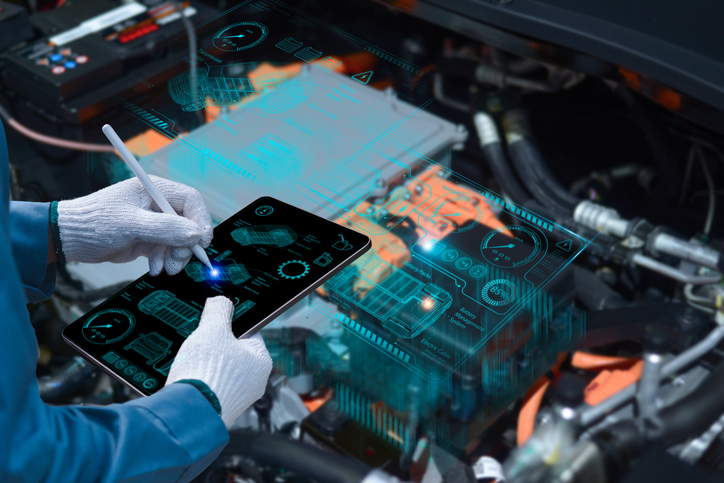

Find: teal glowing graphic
[168,63,313,113]
[79,0,595,453]
[430,193,481,234]
[125,332,172,365]
[231,225,297,247]
[327,253,452,339]
[275,37,302,53]
[138,290,201,338]
[469,264,488,278]
[315,56,342,72]
[351,71,374,85]
[255,205,274,216]
[278,260,310,280]
[332,234,354,251]
[82,309,135,344]
[185,260,250,285]
[440,249,458,263]
[481,225,542,268]
[481,279,517,306]
[314,252,333,267]
[454,257,473,270]
[295,47,322,63]
[153,357,175,376]
[212,22,268,52]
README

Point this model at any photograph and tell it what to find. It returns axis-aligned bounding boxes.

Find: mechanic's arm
[8,200,56,302]
[2,177,272,482]
[10,173,212,301]
[1,260,267,482]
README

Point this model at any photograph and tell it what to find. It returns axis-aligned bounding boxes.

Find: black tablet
[63,196,371,396]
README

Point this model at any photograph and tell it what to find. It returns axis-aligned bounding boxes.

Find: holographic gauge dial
[480,225,541,268]
[213,22,268,52]
[82,309,136,344]
[481,279,517,306]
[429,194,481,234]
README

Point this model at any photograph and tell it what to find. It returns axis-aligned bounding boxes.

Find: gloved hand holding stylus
[166,296,273,427]
[53,175,213,275]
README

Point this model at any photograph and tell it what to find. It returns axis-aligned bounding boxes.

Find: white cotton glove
[165,296,273,427]
[56,176,213,275]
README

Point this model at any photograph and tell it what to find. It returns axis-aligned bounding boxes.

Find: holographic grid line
[334,382,408,450]
[262,0,448,181]
[116,97,262,185]
[335,312,412,364]
[130,1,450,220]
[363,46,421,75]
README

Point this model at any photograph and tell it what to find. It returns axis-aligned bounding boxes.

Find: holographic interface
[75,0,590,453]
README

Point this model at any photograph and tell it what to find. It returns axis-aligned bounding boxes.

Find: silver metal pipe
[632,254,721,285]
[581,325,724,427]
[573,201,630,238]
[652,233,721,270]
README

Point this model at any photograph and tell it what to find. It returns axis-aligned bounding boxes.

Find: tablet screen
[63,196,370,395]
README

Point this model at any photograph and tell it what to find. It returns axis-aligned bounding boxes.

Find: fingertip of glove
[164,258,186,276]
[148,245,166,276]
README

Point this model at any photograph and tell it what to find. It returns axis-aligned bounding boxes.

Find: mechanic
[0,119,273,483]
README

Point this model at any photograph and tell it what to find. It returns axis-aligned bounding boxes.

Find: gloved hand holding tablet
[63,197,371,401]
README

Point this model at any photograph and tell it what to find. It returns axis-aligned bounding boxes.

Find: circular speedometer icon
[213,22,268,52]
[480,225,541,268]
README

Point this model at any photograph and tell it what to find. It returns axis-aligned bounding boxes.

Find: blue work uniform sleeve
[0,118,229,483]
[0,228,229,483]
[8,200,56,303]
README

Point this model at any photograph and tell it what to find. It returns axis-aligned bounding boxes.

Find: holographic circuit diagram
[168,64,313,113]
[231,225,297,247]
[326,253,452,339]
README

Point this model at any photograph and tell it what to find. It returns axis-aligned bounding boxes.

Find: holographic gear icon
[278,260,310,280]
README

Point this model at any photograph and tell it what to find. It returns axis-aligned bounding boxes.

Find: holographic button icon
[255,205,274,216]
[440,249,459,263]
[143,378,158,390]
[469,265,488,278]
[351,71,374,85]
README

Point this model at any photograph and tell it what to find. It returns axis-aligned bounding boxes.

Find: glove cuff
[174,379,222,416]
[49,201,66,263]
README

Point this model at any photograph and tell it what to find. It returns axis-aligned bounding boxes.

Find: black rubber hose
[481,142,533,204]
[506,139,567,211]
[654,358,724,447]
[38,356,98,403]
[503,109,580,213]
[508,138,581,210]
[474,112,532,205]
[213,429,371,483]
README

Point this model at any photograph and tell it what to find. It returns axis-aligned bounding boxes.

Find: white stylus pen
[101,124,214,271]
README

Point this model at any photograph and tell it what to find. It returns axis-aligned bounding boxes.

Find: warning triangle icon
[556,239,573,252]
[351,71,374,85]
